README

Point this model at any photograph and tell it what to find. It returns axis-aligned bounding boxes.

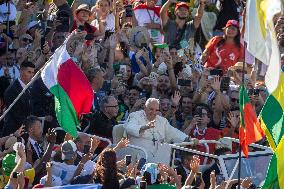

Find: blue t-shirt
[129,47,153,73]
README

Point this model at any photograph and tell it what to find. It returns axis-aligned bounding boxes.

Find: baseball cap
[40,175,62,186]
[2,154,16,176]
[175,2,189,12]
[75,4,91,15]
[225,20,239,28]
[61,140,77,161]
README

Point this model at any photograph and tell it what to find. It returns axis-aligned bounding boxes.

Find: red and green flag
[41,43,94,138]
[239,85,265,157]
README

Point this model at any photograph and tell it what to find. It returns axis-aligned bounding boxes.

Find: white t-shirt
[91,13,115,32]
[134,9,163,43]
[0,65,20,81]
[51,160,96,185]
[51,162,77,185]
[0,3,17,23]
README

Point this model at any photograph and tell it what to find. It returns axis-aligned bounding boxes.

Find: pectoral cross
[152,137,157,146]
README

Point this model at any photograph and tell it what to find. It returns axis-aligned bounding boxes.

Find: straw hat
[229,62,249,72]
[75,4,91,15]
[129,26,150,48]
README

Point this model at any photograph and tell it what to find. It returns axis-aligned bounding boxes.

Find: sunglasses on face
[235,69,247,74]
[231,98,239,103]
[106,104,119,108]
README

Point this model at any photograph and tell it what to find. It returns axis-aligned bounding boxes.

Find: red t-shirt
[204,36,244,73]
[190,127,221,155]
[72,20,97,33]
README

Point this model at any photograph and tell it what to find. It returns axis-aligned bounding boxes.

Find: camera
[104,30,114,41]
[125,5,133,17]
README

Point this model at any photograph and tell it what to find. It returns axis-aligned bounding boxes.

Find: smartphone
[137,158,146,170]
[55,130,66,145]
[216,174,223,185]
[101,81,111,92]
[149,72,158,82]
[77,25,84,32]
[120,65,127,75]
[177,79,191,86]
[140,43,148,48]
[139,92,147,99]
[125,5,133,17]
[17,137,22,143]
[55,13,69,33]
[41,37,46,50]
[83,145,90,154]
[125,155,132,166]
[210,69,223,76]
[248,89,254,96]
[220,76,230,91]
[177,49,184,57]
[104,30,114,41]
[139,181,147,189]
[253,89,260,95]
[207,75,214,81]
[195,172,202,187]
[12,172,18,179]
[85,33,95,40]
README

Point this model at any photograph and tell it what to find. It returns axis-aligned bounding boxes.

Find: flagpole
[238,41,247,189]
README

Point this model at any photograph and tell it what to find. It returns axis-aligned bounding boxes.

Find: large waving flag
[244,0,281,93]
[245,0,284,188]
[260,74,284,189]
[239,85,265,157]
[41,43,94,138]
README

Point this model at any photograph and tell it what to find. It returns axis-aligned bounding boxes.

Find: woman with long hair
[201,20,244,73]
[91,0,115,32]
[93,148,119,189]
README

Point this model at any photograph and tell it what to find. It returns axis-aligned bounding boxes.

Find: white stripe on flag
[41,44,70,89]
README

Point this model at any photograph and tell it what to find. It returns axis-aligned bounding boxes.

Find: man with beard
[176,95,194,130]
[160,0,205,48]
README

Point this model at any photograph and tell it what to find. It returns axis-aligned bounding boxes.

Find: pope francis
[124,98,188,163]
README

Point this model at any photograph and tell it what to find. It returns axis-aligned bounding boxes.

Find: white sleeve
[124,112,145,137]
[164,119,188,143]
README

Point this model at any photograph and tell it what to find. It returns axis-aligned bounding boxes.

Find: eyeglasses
[106,105,119,108]
[235,69,247,74]
[231,98,239,103]
[22,38,33,43]
[54,35,65,39]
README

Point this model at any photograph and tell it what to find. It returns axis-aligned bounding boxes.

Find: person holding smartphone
[133,0,163,43]
[201,20,244,73]
[72,4,105,39]
[160,0,206,49]
[187,106,221,159]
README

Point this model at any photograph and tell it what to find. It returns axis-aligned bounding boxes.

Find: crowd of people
[0,0,283,188]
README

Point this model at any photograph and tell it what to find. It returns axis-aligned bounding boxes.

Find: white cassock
[124,110,188,163]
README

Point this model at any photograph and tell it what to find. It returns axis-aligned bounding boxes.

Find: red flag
[239,85,265,157]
